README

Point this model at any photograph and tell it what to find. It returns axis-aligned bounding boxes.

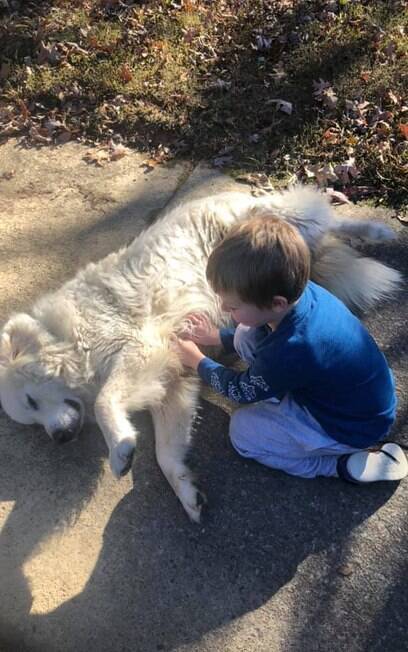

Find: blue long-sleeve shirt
[198,281,397,448]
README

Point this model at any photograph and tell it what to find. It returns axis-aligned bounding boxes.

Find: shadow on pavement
[0,180,407,651]
[20,403,399,652]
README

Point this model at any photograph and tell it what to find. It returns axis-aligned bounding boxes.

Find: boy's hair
[206,214,310,307]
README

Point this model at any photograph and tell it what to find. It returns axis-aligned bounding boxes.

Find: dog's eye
[26,394,39,411]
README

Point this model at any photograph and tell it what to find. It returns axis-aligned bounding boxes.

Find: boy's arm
[172,337,304,404]
[197,348,305,404]
[219,327,237,354]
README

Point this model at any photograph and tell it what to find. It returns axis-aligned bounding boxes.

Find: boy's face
[219,291,287,327]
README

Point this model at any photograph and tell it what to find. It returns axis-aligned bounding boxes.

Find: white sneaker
[346,443,408,483]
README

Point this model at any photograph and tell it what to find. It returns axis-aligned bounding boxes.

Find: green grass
[0,0,407,204]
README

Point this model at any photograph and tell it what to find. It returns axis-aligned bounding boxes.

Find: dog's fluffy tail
[311,237,402,313]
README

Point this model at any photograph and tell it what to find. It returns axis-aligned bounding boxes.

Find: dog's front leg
[94,378,137,478]
[151,375,205,523]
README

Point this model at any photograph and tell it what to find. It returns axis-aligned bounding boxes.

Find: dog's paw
[109,438,136,478]
[178,478,207,523]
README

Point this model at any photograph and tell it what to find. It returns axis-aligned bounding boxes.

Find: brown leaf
[322,128,340,144]
[119,64,133,84]
[386,90,400,106]
[142,158,159,171]
[29,126,52,144]
[84,149,110,167]
[17,99,30,121]
[399,123,408,140]
[376,121,391,136]
[109,142,128,161]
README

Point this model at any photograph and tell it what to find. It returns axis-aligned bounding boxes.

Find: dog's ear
[0,314,44,363]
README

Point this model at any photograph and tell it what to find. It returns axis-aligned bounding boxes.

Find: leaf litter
[0,0,406,204]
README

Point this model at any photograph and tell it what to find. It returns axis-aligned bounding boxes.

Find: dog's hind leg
[151,375,204,523]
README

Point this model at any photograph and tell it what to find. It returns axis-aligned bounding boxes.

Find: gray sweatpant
[229,325,361,478]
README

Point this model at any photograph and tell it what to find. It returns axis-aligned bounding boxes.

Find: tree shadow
[15,401,398,652]
[0,415,106,652]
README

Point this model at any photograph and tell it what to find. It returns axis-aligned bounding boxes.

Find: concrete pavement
[0,139,407,652]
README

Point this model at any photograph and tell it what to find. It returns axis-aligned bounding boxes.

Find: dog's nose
[52,428,77,444]
[64,398,82,413]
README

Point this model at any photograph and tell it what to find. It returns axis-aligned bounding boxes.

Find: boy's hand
[181,313,221,346]
[171,336,206,370]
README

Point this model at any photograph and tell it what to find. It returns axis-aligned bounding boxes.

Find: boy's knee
[229,409,253,455]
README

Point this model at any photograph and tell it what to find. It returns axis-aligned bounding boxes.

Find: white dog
[0,187,401,521]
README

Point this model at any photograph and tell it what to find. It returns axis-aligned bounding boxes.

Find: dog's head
[0,313,84,443]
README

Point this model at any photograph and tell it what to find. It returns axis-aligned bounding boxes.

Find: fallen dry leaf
[267,98,293,114]
[313,78,332,97]
[313,79,338,110]
[84,149,110,167]
[334,157,359,185]
[376,120,392,136]
[142,158,159,171]
[322,127,340,144]
[236,172,274,193]
[304,163,337,187]
[386,90,400,106]
[109,142,128,161]
[322,88,338,110]
[396,212,408,224]
[29,126,52,144]
[119,64,133,84]
[343,185,378,200]
[399,123,408,140]
[325,188,351,204]
[37,41,60,65]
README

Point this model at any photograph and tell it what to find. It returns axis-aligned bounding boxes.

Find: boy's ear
[271,296,289,312]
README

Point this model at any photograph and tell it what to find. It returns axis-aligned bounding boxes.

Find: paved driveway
[0,140,407,652]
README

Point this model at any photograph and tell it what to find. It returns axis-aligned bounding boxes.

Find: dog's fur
[0,187,401,521]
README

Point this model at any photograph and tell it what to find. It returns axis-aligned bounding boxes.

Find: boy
[172,215,407,483]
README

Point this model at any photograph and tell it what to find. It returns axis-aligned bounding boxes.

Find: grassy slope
[0,0,407,204]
